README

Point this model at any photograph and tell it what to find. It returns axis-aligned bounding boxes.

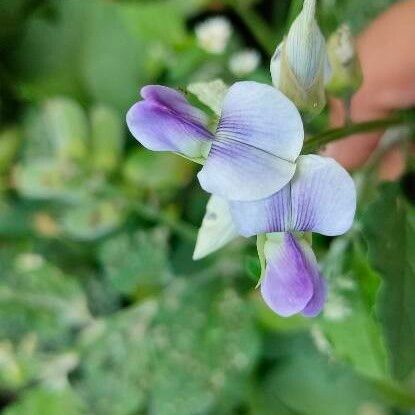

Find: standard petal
[230,155,356,237]
[197,81,304,201]
[261,233,314,317]
[126,85,214,159]
[193,195,239,260]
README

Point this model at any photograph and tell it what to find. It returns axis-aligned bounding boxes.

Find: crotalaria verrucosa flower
[126,81,356,318]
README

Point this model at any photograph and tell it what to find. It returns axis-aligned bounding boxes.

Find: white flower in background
[195,16,232,55]
[228,49,261,77]
[323,292,352,321]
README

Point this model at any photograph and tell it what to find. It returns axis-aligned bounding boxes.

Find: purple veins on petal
[261,232,326,317]
[197,81,304,202]
[126,85,214,159]
[230,154,356,237]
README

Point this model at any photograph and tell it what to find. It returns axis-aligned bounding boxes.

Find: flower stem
[303,112,415,153]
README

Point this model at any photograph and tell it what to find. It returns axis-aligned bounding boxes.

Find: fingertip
[321,132,381,170]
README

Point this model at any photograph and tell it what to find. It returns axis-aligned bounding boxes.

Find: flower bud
[326,24,362,98]
[270,0,328,114]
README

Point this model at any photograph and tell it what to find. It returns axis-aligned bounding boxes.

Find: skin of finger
[378,146,406,181]
[323,0,415,171]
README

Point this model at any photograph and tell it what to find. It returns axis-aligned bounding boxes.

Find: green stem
[134,202,198,243]
[228,3,276,55]
[303,114,413,154]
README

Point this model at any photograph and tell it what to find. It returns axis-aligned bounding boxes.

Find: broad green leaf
[3,386,85,415]
[98,229,171,297]
[75,301,156,415]
[320,237,388,380]
[22,98,88,163]
[0,251,90,349]
[61,197,123,241]
[262,347,386,415]
[120,2,186,46]
[363,183,415,381]
[80,0,149,111]
[14,160,82,202]
[16,0,152,110]
[151,279,260,415]
[15,0,87,99]
[123,149,194,192]
[90,105,123,174]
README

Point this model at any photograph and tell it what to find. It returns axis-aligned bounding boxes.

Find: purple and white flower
[230,155,356,317]
[127,81,304,202]
[126,81,356,318]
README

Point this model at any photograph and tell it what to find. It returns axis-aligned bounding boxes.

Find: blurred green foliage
[0,0,414,414]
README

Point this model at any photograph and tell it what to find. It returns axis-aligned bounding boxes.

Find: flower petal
[261,233,315,317]
[197,81,304,201]
[230,185,291,237]
[126,85,214,159]
[290,155,356,235]
[301,267,326,317]
[230,155,356,237]
[193,195,238,260]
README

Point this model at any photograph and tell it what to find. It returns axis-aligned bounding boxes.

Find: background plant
[0,1,414,414]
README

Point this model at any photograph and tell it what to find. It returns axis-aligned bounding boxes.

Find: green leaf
[15,0,153,110]
[3,386,85,415]
[151,279,260,415]
[22,98,88,163]
[120,2,186,46]
[123,149,194,192]
[90,105,123,174]
[320,237,388,380]
[262,346,386,415]
[14,160,82,202]
[98,229,172,297]
[362,183,415,381]
[80,0,149,111]
[61,197,123,241]
[0,251,90,348]
[76,301,156,415]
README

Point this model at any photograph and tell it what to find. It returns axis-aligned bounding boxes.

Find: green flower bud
[326,24,363,98]
[270,0,328,114]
